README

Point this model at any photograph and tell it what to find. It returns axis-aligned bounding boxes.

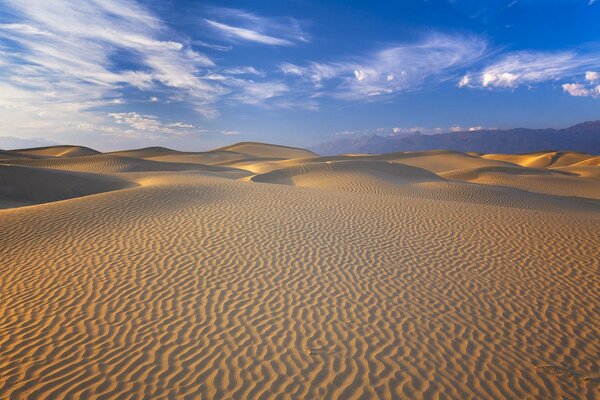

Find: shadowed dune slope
[0,150,35,160]
[0,164,133,208]
[11,145,100,158]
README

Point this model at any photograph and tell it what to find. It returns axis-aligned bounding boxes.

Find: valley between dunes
[0,143,598,399]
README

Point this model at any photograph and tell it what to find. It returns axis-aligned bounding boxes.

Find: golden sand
[0,145,598,399]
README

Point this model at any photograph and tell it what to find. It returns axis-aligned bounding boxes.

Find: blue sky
[0,0,599,150]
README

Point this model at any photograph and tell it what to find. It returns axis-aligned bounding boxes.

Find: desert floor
[0,143,598,399]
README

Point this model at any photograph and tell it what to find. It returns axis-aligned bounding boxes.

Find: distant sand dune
[7,154,250,177]
[11,145,100,158]
[442,165,600,200]
[0,143,598,399]
[216,141,317,159]
[0,164,133,208]
[482,151,598,168]
[251,160,443,190]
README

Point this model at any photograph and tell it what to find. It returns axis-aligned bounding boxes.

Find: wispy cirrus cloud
[0,1,294,147]
[204,7,309,46]
[458,49,600,89]
[205,20,293,46]
[279,34,487,100]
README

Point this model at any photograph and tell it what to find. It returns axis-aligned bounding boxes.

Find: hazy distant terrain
[313,121,600,155]
[0,143,598,399]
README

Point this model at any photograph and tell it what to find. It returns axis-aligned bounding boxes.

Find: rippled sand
[0,144,598,399]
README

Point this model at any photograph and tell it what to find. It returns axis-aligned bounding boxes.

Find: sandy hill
[482,151,597,168]
[11,145,100,158]
[0,144,598,399]
[251,160,444,193]
[107,146,181,159]
[0,164,132,208]
[109,143,315,167]
[0,149,34,160]
[216,141,317,159]
[6,154,249,177]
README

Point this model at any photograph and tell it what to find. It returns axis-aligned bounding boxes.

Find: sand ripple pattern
[0,173,598,399]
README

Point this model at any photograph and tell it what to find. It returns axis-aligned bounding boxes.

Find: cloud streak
[203,7,308,46]
[280,34,488,100]
[459,50,600,89]
[205,20,293,46]
[0,1,295,146]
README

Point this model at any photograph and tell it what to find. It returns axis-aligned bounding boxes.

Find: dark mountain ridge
[312,121,600,155]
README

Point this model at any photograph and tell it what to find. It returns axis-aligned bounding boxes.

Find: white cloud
[0,1,297,146]
[585,71,600,82]
[205,20,292,46]
[204,8,308,46]
[562,83,591,97]
[280,34,487,100]
[224,66,263,76]
[562,82,600,98]
[0,0,224,118]
[230,81,289,105]
[193,40,232,52]
[460,50,600,89]
[458,75,471,87]
[108,112,196,136]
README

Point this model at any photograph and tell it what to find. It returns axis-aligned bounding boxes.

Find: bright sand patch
[0,144,598,399]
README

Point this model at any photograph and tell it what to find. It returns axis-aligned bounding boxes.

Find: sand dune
[442,163,600,200]
[11,145,100,158]
[0,143,598,399]
[482,151,598,168]
[216,141,317,159]
[0,164,133,208]
[251,160,444,189]
[7,154,249,177]
[236,150,517,176]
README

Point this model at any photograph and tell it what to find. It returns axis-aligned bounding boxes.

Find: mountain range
[311,121,600,155]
